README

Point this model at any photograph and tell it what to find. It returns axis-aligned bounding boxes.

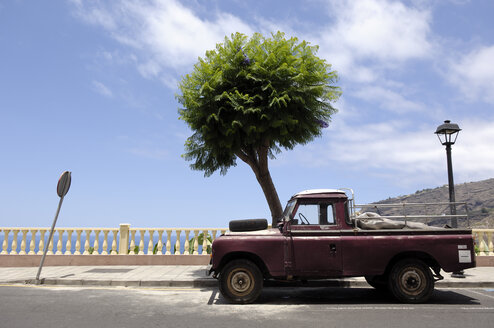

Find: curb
[3,278,493,289]
[17,278,218,288]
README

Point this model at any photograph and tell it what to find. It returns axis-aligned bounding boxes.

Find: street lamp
[435,120,461,228]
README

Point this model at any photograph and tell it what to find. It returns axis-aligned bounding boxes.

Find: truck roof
[292,189,348,199]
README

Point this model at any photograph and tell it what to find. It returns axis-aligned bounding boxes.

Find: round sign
[57,171,71,198]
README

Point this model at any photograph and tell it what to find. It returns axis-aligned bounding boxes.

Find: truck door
[288,202,343,277]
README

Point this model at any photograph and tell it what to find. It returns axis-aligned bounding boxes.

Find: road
[1,285,493,328]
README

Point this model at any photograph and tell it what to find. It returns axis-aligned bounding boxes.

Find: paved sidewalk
[1,266,494,288]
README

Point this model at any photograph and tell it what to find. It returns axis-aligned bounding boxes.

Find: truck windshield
[282,200,296,222]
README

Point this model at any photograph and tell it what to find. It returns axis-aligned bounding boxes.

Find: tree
[177,32,341,225]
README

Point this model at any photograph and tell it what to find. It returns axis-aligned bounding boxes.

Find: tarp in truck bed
[354,212,443,230]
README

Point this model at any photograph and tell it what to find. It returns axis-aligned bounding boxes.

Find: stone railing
[0,224,227,256]
[1,226,493,256]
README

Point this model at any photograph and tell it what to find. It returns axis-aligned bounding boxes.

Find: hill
[364,178,494,228]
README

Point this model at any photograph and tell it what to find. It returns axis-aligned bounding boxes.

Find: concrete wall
[0,255,210,267]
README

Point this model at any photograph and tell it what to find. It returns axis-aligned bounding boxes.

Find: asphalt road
[1,285,493,328]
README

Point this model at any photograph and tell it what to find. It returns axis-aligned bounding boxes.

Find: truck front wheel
[219,259,263,304]
[388,258,434,303]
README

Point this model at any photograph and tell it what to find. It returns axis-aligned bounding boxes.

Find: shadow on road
[211,287,479,306]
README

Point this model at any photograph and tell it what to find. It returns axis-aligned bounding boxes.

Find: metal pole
[445,143,457,228]
[35,196,65,282]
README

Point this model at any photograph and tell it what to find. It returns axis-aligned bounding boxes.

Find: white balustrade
[474,229,494,256]
[1,225,232,256]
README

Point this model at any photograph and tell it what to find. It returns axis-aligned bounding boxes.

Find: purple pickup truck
[207,189,476,304]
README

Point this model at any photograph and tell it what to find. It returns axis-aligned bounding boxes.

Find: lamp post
[434,120,461,228]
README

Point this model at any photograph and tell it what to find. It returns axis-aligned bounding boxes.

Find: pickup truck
[207,189,476,304]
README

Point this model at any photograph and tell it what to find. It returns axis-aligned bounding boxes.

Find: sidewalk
[1,266,494,288]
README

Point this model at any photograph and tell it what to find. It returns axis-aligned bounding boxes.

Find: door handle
[330,244,337,252]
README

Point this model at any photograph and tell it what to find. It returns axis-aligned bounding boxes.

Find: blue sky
[1,0,493,228]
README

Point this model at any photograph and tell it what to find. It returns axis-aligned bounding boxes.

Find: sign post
[35,171,71,283]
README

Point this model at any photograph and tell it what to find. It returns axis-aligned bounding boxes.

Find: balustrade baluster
[174,230,181,255]
[47,233,54,255]
[193,230,199,255]
[2,229,10,254]
[56,230,64,255]
[478,231,487,255]
[129,230,136,254]
[138,230,145,255]
[165,229,172,255]
[211,230,217,242]
[29,229,37,255]
[83,230,92,255]
[37,230,46,255]
[111,230,118,254]
[487,231,494,256]
[93,230,100,255]
[202,230,208,255]
[19,230,28,255]
[74,230,82,255]
[65,230,73,255]
[184,230,190,255]
[148,230,155,255]
[11,230,19,255]
[101,230,109,255]
[156,230,164,255]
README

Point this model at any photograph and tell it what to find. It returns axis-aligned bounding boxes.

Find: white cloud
[72,0,254,88]
[92,80,113,97]
[316,0,433,81]
[448,45,494,104]
[287,118,494,186]
[353,86,424,113]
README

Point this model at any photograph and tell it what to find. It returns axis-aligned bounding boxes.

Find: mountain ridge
[368,178,494,228]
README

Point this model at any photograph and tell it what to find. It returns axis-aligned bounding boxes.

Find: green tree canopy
[177,32,341,224]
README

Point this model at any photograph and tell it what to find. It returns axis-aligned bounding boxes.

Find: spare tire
[229,219,268,232]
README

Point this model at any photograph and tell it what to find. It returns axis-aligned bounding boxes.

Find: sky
[1,0,493,228]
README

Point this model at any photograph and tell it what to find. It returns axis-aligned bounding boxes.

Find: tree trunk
[255,170,283,226]
[235,142,284,226]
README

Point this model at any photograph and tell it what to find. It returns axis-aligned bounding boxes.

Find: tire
[229,219,268,232]
[365,275,388,291]
[388,259,434,303]
[219,259,263,304]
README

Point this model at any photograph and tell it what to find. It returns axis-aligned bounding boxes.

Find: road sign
[36,171,72,283]
[57,171,71,198]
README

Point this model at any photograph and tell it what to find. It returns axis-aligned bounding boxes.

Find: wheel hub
[231,271,251,293]
[401,269,423,294]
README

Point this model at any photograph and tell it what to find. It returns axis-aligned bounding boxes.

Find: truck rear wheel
[388,258,434,303]
[219,259,263,304]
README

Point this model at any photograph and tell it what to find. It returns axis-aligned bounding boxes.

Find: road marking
[466,289,494,300]
[295,306,494,311]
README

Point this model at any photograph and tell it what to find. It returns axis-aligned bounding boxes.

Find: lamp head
[435,120,461,145]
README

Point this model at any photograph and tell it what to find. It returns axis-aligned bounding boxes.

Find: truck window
[294,203,335,225]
